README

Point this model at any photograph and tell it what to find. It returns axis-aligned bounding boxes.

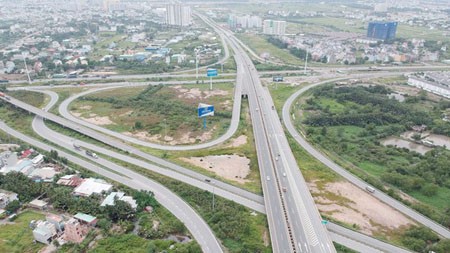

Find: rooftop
[74,213,96,223]
[73,178,113,196]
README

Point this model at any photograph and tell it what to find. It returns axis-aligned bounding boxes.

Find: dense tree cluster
[304,85,432,127]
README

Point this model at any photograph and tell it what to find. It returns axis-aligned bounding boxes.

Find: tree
[5,200,20,213]
[133,190,158,211]
[421,183,438,197]
[105,199,135,222]
[412,133,421,141]
[134,121,143,129]
[97,218,112,234]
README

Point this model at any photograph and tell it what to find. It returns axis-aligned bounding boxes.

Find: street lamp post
[163,119,167,141]
[212,182,215,212]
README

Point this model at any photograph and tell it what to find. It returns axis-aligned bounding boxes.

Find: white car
[266,176,270,181]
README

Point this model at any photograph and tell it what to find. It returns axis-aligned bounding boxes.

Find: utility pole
[212,182,215,212]
[304,48,308,75]
[195,53,199,80]
[22,53,32,84]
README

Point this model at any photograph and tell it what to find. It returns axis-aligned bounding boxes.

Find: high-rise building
[228,15,262,29]
[263,20,286,36]
[166,4,191,27]
[367,21,398,41]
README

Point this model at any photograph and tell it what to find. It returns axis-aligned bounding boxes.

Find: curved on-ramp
[58,73,243,151]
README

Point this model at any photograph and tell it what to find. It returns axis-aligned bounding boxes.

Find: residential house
[101,192,137,209]
[74,213,97,226]
[32,220,57,244]
[28,199,48,210]
[0,190,18,209]
[57,174,83,187]
[73,178,113,197]
[64,218,89,243]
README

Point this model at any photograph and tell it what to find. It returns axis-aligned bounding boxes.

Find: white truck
[85,150,98,159]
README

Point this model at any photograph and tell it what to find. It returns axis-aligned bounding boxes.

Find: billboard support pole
[203,117,207,129]
[209,76,212,90]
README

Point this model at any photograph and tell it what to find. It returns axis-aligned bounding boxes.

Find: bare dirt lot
[170,85,229,99]
[309,181,414,235]
[226,135,248,148]
[180,155,250,184]
[72,112,115,126]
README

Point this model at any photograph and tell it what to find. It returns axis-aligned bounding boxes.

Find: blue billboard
[206,68,218,77]
[198,103,215,117]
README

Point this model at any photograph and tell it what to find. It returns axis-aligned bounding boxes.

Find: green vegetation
[236,33,303,66]
[0,211,45,253]
[297,84,450,227]
[90,234,201,253]
[1,89,269,253]
[70,83,233,143]
[8,90,46,108]
[334,243,358,253]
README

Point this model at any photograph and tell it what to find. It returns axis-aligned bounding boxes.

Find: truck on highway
[85,150,98,159]
[73,143,82,150]
[365,186,375,193]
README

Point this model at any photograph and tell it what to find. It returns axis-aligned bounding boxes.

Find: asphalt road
[200,14,336,252]
[3,71,418,253]
[282,75,450,239]
[0,120,223,253]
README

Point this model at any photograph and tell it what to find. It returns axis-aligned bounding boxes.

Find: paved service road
[282,76,450,239]
[0,120,222,253]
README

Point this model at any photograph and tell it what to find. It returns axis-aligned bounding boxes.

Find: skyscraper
[166,4,191,27]
[263,20,286,36]
[367,21,398,41]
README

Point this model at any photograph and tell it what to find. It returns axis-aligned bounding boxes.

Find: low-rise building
[32,220,57,244]
[408,76,450,99]
[57,174,83,187]
[28,167,58,182]
[64,218,89,243]
[28,199,48,210]
[73,178,113,197]
[46,214,65,232]
[74,213,97,226]
[0,190,18,209]
[101,192,138,209]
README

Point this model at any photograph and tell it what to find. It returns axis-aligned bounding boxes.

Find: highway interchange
[2,14,450,253]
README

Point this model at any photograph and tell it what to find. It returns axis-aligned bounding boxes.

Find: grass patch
[0,210,45,253]
[69,83,234,144]
[236,33,303,66]
[90,234,201,253]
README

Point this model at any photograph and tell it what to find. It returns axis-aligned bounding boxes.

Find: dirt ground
[225,135,248,148]
[180,155,250,184]
[0,144,19,151]
[72,112,115,126]
[309,181,414,235]
[123,128,216,145]
[170,85,229,99]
